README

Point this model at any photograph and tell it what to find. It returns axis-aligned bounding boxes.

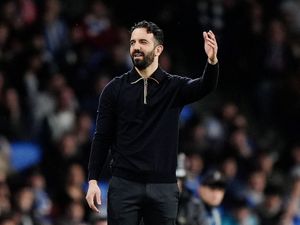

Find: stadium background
[0,0,300,224]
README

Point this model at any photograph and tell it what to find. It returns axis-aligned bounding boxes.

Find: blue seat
[10,141,42,171]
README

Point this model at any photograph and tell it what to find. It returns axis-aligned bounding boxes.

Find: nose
[131,42,141,51]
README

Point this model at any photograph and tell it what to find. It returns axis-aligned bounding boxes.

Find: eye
[140,40,148,45]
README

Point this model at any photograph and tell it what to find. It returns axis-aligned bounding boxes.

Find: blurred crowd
[0,0,300,225]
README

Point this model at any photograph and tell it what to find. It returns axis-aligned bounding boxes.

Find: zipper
[143,78,148,104]
[131,76,160,105]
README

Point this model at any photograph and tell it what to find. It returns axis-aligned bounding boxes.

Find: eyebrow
[130,39,150,44]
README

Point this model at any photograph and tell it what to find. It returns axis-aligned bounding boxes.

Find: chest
[116,79,179,122]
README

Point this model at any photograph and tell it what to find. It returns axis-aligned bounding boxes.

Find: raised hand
[203,30,218,65]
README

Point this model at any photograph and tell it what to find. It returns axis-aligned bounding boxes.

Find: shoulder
[164,71,181,80]
[103,72,129,91]
[165,72,191,84]
[100,71,130,100]
[115,71,130,80]
[188,196,203,210]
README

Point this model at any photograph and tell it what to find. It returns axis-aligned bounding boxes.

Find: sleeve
[176,62,219,106]
[88,80,117,181]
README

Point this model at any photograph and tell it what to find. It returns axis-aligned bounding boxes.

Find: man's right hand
[86,179,101,213]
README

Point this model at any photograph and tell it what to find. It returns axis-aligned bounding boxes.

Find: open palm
[203,30,218,64]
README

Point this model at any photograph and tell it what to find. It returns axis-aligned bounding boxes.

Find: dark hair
[130,20,164,45]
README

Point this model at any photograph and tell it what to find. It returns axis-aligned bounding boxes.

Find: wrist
[89,180,98,185]
[208,57,218,65]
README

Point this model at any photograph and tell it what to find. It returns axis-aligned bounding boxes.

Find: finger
[207,42,217,49]
[91,203,100,213]
[208,30,215,38]
[207,31,216,41]
[86,194,98,211]
[87,197,99,212]
[205,37,215,43]
[207,34,216,42]
[204,34,215,41]
[205,39,216,46]
[96,192,101,205]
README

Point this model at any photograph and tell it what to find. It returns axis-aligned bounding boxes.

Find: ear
[155,45,164,56]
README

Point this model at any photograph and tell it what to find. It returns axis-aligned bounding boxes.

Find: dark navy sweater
[88,62,219,183]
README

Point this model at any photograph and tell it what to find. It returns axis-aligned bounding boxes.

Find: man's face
[130,28,158,70]
[199,185,225,207]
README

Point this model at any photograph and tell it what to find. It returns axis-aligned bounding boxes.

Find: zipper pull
[144,78,148,104]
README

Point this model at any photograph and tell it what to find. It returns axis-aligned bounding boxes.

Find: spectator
[256,184,284,225]
[241,169,267,208]
[0,1,298,224]
[27,170,52,225]
[42,85,78,143]
[0,88,27,140]
[222,197,259,225]
[56,200,87,225]
[181,169,226,225]
[13,186,39,225]
[184,151,205,197]
[0,181,11,216]
[43,0,69,59]
[282,175,300,225]
[220,156,245,209]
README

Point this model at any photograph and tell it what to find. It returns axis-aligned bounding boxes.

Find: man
[183,169,226,225]
[86,20,219,225]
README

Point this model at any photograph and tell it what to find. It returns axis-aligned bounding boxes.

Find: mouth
[133,52,144,58]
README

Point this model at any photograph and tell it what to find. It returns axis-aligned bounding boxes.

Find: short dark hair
[130,20,164,45]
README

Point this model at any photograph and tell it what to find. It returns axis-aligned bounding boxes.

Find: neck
[135,61,159,78]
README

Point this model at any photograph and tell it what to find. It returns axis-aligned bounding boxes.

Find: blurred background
[0,0,300,224]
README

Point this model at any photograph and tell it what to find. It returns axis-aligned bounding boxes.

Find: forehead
[130,28,154,41]
[201,185,225,192]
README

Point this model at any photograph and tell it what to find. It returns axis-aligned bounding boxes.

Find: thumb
[203,31,207,39]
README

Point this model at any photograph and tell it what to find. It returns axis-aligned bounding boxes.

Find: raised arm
[177,30,219,106]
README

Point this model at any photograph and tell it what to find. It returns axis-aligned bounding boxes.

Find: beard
[131,49,155,70]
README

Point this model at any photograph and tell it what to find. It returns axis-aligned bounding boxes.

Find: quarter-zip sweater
[88,62,219,183]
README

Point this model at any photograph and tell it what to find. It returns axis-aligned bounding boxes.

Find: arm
[177,31,219,106]
[86,80,116,212]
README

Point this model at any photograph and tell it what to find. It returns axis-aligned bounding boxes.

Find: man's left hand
[203,30,218,65]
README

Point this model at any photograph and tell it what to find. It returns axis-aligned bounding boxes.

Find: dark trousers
[107,176,179,225]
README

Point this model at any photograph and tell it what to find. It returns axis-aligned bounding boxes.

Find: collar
[129,67,166,84]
